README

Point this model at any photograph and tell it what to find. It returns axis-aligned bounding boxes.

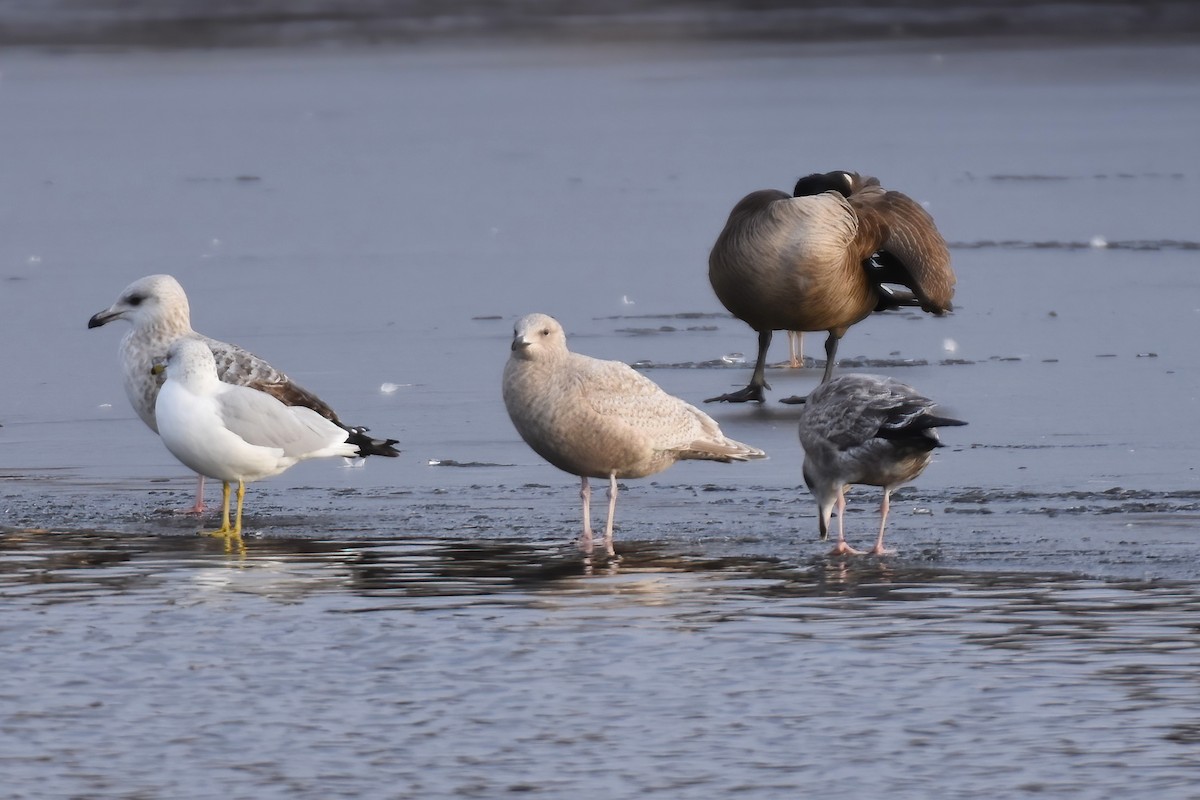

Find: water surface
[2,37,1200,799]
[3,530,1199,798]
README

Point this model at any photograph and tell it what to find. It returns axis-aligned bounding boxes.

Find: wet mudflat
[2,36,1200,798]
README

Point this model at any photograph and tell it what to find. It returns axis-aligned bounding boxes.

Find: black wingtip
[923,415,968,429]
[346,427,402,458]
[877,413,967,449]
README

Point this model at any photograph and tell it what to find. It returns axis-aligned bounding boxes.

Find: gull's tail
[682,437,768,463]
[344,426,402,457]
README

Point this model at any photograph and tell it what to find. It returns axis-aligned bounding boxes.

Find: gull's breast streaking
[502,312,767,558]
[155,338,360,536]
[88,274,400,512]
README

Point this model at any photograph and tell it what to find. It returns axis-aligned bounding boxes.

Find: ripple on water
[1,529,1199,798]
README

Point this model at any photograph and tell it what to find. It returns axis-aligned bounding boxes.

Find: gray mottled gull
[155,338,360,536]
[502,313,767,557]
[88,274,400,512]
[797,373,966,556]
[707,170,955,404]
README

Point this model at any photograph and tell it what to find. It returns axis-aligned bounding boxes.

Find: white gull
[88,274,399,512]
[155,338,359,536]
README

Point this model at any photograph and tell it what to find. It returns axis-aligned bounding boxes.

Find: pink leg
[867,489,894,556]
[787,331,804,369]
[829,487,863,556]
[176,474,208,515]
[602,473,618,557]
[578,476,594,555]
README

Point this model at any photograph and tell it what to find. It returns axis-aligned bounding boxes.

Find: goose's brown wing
[851,182,955,313]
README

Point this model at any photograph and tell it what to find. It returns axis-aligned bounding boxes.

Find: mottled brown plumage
[707,171,955,403]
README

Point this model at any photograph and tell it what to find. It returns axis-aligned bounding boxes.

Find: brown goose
[706,171,955,403]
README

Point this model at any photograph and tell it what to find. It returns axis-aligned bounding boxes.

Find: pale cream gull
[503,313,766,557]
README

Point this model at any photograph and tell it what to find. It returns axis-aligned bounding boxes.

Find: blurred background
[2,0,1199,47]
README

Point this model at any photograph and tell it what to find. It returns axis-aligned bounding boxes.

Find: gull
[797,373,966,556]
[502,313,766,557]
[155,338,360,536]
[707,170,955,403]
[88,274,400,512]
[787,331,805,368]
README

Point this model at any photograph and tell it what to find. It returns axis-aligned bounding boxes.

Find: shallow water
[2,37,1200,798]
[3,530,1200,798]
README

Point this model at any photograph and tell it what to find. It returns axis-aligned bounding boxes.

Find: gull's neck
[127,308,196,348]
[175,361,223,393]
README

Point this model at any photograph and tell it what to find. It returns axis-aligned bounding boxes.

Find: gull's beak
[150,363,165,377]
[510,336,531,352]
[818,512,829,541]
[87,307,122,329]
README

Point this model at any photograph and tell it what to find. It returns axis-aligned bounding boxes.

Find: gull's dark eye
[541,328,550,336]
[127,294,145,307]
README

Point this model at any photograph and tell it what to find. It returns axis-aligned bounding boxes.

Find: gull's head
[88,274,191,332]
[801,461,839,541]
[509,313,567,361]
[163,337,218,385]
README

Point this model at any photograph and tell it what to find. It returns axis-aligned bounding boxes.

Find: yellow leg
[233,480,246,536]
[222,531,247,557]
[207,481,235,536]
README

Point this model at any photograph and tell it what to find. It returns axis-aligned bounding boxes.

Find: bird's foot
[173,501,208,515]
[778,394,809,405]
[705,385,767,404]
[205,525,242,538]
[865,545,895,557]
[828,541,864,557]
[577,531,595,556]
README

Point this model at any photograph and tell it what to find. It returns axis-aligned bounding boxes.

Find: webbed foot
[705,384,767,404]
